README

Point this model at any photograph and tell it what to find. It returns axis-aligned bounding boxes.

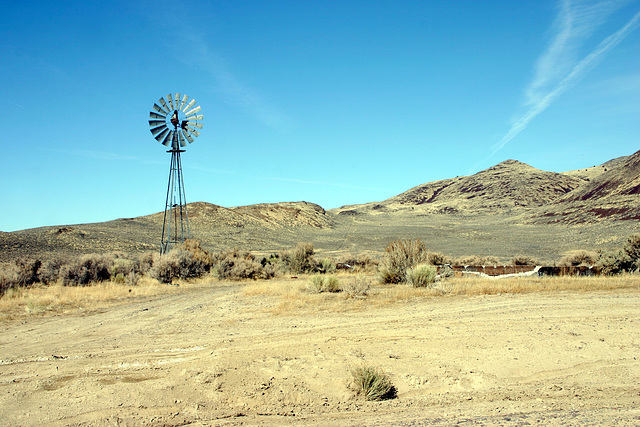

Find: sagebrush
[379,239,429,284]
[350,366,397,401]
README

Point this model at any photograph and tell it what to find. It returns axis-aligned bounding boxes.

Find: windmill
[148,93,203,254]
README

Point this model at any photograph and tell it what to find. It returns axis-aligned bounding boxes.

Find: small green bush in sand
[350,366,397,401]
[406,263,437,287]
[307,275,341,293]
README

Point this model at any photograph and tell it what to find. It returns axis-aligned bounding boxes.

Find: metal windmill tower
[148,94,203,254]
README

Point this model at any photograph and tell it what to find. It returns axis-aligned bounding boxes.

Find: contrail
[479,5,640,168]
[491,8,640,155]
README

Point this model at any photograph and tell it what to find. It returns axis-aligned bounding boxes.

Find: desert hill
[1,150,638,263]
[529,149,640,224]
[0,202,332,262]
[335,159,584,215]
[146,201,333,230]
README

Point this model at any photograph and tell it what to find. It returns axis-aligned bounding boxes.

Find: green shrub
[109,257,135,278]
[350,366,397,401]
[596,249,628,275]
[622,234,640,272]
[280,242,316,274]
[307,275,341,293]
[406,263,437,287]
[380,239,429,284]
[319,258,336,274]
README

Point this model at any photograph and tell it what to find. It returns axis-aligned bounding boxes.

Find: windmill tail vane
[148,93,204,254]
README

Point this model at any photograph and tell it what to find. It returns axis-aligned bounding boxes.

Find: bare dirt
[1,281,639,426]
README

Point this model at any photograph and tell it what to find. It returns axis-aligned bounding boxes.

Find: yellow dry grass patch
[242,273,640,315]
[0,277,200,321]
[243,275,372,314]
[443,274,640,295]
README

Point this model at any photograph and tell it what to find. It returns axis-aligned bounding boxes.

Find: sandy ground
[1,280,639,426]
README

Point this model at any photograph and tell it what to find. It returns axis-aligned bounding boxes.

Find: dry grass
[0,277,199,321]
[2,273,638,321]
[442,274,640,295]
[242,273,640,315]
[242,275,371,314]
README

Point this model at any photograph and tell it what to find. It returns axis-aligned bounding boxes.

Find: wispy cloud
[137,1,295,133]
[184,39,297,133]
[481,1,640,166]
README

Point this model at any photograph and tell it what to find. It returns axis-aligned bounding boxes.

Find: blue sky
[1,0,638,232]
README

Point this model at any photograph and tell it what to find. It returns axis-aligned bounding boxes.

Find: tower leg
[160,148,190,254]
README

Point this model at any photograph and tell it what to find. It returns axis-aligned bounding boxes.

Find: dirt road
[1,281,639,426]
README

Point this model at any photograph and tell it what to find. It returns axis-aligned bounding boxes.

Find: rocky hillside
[530,149,640,224]
[335,159,585,215]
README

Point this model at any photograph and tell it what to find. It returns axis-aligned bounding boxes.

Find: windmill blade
[185,114,203,121]
[167,93,174,110]
[158,97,170,113]
[150,124,167,136]
[185,126,201,138]
[184,105,201,116]
[162,130,174,147]
[178,130,187,147]
[154,127,170,143]
[180,94,188,110]
[149,112,166,120]
[175,93,181,110]
[149,120,166,128]
[183,98,196,113]
[152,103,168,115]
[186,121,203,129]
[182,129,195,143]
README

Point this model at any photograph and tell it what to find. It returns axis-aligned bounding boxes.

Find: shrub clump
[379,239,429,284]
[60,253,113,286]
[341,275,370,298]
[150,249,207,283]
[455,255,501,266]
[214,248,275,281]
[0,258,44,296]
[280,242,316,274]
[307,275,341,293]
[350,366,397,401]
[559,250,598,267]
[427,252,451,266]
[406,263,437,287]
[511,255,538,266]
[622,234,640,272]
[337,254,379,273]
[318,258,336,274]
[597,234,640,274]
